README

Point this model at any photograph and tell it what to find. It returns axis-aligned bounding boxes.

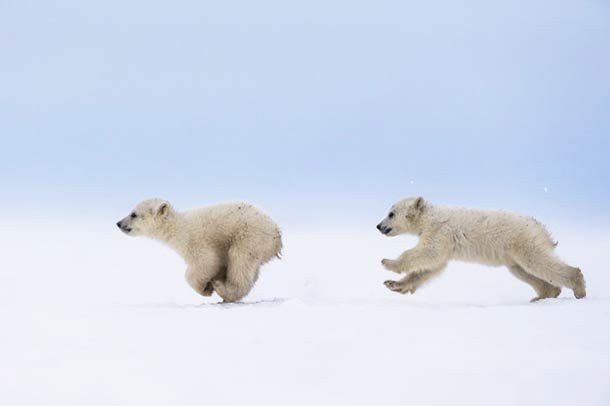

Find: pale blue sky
[1,0,609,225]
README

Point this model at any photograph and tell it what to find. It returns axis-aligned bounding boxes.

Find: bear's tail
[275,231,284,260]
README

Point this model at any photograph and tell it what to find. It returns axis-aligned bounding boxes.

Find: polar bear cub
[377,197,586,302]
[117,199,283,302]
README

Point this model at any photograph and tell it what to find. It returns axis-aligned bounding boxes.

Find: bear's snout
[116,220,132,233]
[377,223,392,235]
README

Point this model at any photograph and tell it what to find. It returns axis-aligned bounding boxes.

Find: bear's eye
[388,212,394,219]
[130,212,137,219]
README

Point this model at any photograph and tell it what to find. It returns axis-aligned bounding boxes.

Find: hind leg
[512,251,586,299]
[508,265,561,302]
[212,243,261,303]
[384,265,446,295]
[213,261,259,303]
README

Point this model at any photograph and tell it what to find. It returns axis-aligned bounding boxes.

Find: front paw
[381,258,400,273]
[384,280,415,295]
[384,280,401,292]
[201,282,214,297]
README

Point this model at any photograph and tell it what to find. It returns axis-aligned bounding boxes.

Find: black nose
[376,223,382,231]
[116,221,122,229]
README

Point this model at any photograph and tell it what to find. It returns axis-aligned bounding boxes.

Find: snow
[1,221,609,405]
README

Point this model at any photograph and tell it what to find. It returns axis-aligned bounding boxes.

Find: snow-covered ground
[1,221,609,405]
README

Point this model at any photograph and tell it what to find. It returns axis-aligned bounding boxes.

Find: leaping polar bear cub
[376,197,586,302]
[117,199,283,303]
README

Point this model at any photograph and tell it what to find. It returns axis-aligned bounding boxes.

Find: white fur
[377,197,586,302]
[117,199,283,302]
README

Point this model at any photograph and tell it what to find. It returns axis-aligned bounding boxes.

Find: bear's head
[376,197,427,237]
[116,198,174,237]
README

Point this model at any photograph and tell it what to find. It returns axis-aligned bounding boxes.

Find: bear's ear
[414,197,425,211]
[156,201,170,218]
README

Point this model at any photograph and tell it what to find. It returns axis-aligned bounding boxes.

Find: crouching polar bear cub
[117,199,283,302]
[377,197,586,302]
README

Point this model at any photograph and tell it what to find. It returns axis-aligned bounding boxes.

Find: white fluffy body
[117,199,283,302]
[377,197,586,302]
